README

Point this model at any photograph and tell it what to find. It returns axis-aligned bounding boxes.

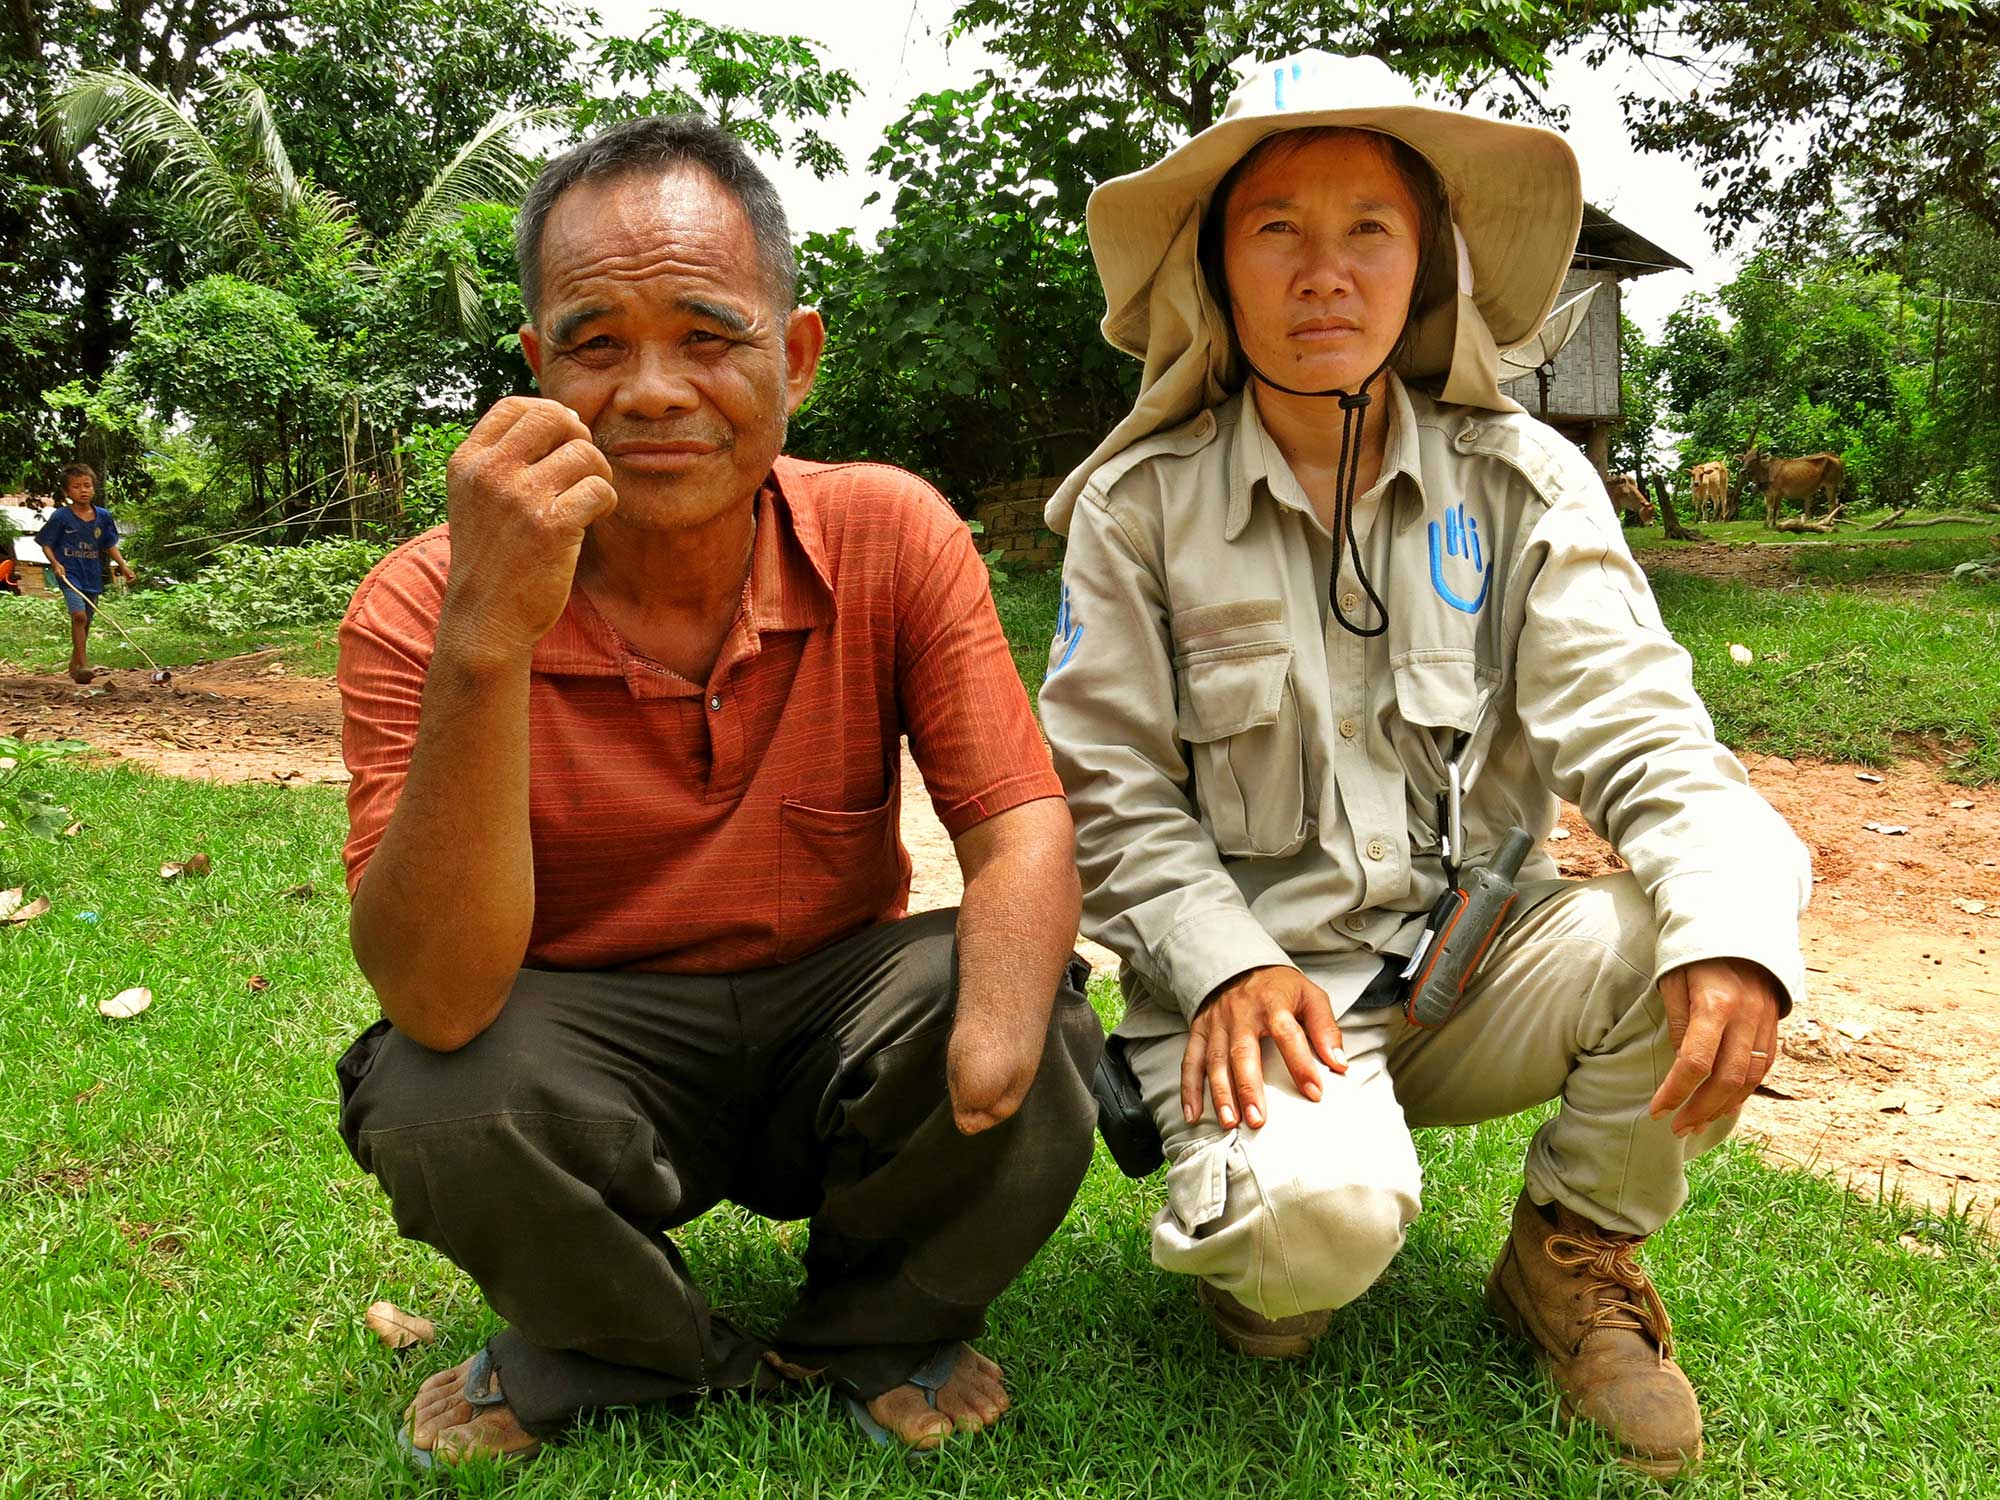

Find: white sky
[591,0,1744,338]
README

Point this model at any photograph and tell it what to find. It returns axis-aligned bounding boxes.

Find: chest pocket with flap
[1174,639,1310,859]
[1387,649,1501,843]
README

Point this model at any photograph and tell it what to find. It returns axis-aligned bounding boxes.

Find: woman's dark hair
[1197,127,1456,372]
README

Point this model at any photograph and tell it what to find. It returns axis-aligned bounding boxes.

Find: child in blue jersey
[36,462,136,683]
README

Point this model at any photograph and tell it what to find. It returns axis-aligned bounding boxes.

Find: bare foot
[864,1344,1010,1451]
[403,1353,543,1465]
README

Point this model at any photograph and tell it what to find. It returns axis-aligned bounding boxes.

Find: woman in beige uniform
[1039,52,1810,1479]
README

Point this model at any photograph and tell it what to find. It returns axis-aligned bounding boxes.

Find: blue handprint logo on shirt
[1050,583,1085,674]
[1427,504,1493,615]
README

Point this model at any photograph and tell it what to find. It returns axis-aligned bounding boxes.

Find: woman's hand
[1181,965,1347,1129]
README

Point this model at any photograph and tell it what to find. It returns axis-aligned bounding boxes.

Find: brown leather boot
[1197,1279,1330,1360]
[1485,1190,1703,1478]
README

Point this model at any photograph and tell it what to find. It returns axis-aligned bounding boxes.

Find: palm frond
[445,253,491,343]
[389,105,562,260]
[219,73,303,209]
[48,67,276,266]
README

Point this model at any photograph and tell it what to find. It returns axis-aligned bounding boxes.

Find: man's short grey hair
[516,115,797,323]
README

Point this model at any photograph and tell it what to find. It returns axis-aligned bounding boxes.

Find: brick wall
[972,477,1066,570]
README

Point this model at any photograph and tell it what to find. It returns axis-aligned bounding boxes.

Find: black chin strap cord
[1242,354,1394,638]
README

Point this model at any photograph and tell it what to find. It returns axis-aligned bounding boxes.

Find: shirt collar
[1224,373,1428,542]
[530,457,836,679]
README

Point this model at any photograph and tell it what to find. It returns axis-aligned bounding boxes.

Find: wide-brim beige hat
[1048,50,1582,533]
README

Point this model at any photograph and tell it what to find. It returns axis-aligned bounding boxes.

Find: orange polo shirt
[338,456,1063,974]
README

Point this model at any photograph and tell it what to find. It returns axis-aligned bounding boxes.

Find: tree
[790,77,1137,503]
[582,9,859,178]
[110,274,335,526]
[1,0,578,483]
[1645,246,1984,516]
[243,0,579,241]
[51,64,552,544]
[1609,316,1663,478]
[952,0,1649,141]
[1605,1,2000,250]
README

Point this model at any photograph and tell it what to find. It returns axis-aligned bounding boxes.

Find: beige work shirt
[1039,378,1811,1041]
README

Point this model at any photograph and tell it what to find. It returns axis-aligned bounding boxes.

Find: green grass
[0,594,340,677]
[2,763,1997,1497]
[1784,534,2000,585]
[991,569,1065,702]
[1627,515,2000,552]
[1650,570,2000,782]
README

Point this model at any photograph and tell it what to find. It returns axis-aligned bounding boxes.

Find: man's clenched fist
[437,397,619,667]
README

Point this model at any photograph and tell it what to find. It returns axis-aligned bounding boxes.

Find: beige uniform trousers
[1122,873,1736,1322]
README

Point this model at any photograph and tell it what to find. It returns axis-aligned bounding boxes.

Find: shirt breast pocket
[1174,640,1310,859]
[778,785,903,960]
[1387,649,1502,842]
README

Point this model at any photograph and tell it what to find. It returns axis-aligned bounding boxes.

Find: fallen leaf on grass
[246,975,270,993]
[4,896,51,926]
[98,986,152,1020]
[1896,1233,1948,1261]
[281,883,315,902]
[159,852,213,881]
[1862,822,1909,836]
[185,853,211,876]
[60,820,83,837]
[0,887,22,920]
[364,1301,436,1349]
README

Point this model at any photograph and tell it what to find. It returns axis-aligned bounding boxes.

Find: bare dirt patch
[1642,532,2000,602]
[1640,541,1799,588]
[1,652,346,785]
[6,660,1996,1223]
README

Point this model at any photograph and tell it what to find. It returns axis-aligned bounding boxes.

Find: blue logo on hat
[1428,504,1492,614]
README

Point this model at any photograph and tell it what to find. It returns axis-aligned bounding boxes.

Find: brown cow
[1740,447,1843,527]
[1689,461,1733,523]
[1605,471,1656,526]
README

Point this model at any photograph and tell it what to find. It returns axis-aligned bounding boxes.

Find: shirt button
[708,695,722,711]
[1366,838,1389,861]
[1340,591,1360,613]
[1339,718,1359,739]
[1343,914,1366,933]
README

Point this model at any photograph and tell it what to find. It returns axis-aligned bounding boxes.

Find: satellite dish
[1499,283,1600,379]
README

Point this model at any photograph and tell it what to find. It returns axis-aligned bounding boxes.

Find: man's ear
[519,323,544,382]
[784,307,827,415]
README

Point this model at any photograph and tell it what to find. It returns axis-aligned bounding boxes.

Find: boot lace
[1542,1230,1676,1361]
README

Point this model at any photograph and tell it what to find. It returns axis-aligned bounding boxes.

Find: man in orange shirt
[335,117,1101,1467]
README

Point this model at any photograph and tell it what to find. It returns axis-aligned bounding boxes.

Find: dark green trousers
[336,909,1103,1436]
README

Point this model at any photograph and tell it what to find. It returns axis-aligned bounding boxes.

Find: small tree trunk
[342,396,361,539]
[1641,465,1696,540]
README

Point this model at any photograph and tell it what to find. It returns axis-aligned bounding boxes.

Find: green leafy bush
[152,539,386,634]
[398,422,470,532]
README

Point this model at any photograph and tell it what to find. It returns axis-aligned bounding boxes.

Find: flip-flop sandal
[397,1347,544,1472]
[840,1342,962,1453]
